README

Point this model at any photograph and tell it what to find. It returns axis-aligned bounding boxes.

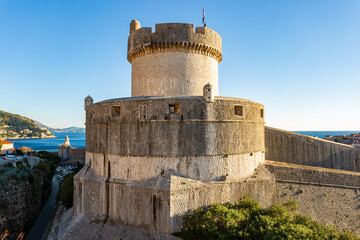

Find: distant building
[0,140,14,154]
[58,136,71,160]
[58,136,85,164]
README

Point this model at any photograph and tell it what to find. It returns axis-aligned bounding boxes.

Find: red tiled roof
[1,140,13,144]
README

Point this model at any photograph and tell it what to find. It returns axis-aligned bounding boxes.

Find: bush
[180,197,359,240]
[34,161,51,177]
[58,173,75,208]
[37,151,61,165]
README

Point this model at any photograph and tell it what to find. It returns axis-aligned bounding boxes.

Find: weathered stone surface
[265,126,360,172]
[73,165,276,234]
[128,23,222,97]
[265,160,360,235]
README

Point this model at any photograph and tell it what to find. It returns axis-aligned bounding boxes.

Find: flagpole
[202,7,206,27]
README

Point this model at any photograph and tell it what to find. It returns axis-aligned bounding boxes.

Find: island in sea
[0,110,54,139]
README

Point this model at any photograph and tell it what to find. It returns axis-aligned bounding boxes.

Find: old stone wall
[87,151,264,182]
[69,148,85,164]
[131,52,218,97]
[265,126,360,172]
[86,97,264,156]
[73,164,276,234]
[58,147,85,164]
[58,146,69,161]
[85,97,265,181]
[265,160,360,234]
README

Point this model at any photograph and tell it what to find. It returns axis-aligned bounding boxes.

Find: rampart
[265,160,360,234]
[58,146,85,164]
[265,126,360,172]
[85,96,265,181]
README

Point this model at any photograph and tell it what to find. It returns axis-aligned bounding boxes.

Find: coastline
[6,135,56,140]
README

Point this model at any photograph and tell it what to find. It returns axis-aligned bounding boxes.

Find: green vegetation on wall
[179,196,359,240]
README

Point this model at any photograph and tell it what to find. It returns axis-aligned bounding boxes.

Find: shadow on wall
[265,126,360,172]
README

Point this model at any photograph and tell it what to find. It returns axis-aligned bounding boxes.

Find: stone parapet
[127,23,222,63]
[265,126,360,172]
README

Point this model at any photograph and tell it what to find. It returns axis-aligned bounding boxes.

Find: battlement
[127,22,222,63]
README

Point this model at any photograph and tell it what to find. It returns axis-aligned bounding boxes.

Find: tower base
[73,164,276,234]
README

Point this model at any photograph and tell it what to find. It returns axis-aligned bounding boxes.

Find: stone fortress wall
[265,126,360,172]
[85,96,265,181]
[67,19,360,238]
[128,22,222,97]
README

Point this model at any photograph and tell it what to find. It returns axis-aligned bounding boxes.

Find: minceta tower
[74,20,268,233]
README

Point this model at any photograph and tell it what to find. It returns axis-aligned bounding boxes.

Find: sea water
[7,132,85,152]
[294,131,359,139]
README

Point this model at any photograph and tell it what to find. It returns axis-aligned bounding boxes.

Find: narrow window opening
[260,109,264,118]
[112,106,121,116]
[234,106,243,116]
[140,105,147,119]
[169,104,180,114]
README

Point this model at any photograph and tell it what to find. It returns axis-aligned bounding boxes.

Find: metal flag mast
[202,7,206,27]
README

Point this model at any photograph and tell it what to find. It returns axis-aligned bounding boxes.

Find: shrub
[37,151,61,165]
[179,196,359,240]
[34,161,51,177]
[58,173,75,208]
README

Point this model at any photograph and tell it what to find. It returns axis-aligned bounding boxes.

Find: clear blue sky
[0,0,359,130]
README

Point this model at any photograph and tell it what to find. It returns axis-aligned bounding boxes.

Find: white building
[1,140,14,154]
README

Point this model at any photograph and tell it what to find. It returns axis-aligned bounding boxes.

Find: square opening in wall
[112,106,121,116]
[234,106,243,116]
[169,104,180,114]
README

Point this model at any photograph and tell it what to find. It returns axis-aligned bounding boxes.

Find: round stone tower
[74,21,266,234]
[128,22,222,97]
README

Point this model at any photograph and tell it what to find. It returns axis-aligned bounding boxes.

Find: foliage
[37,151,61,164]
[0,110,53,138]
[34,161,52,177]
[180,196,359,240]
[37,150,61,176]
[58,173,75,208]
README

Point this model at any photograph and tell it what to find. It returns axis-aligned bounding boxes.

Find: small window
[112,106,121,116]
[140,105,147,119]
[169,104,180,114]
[260,109,264,118]
[234,106,243,116]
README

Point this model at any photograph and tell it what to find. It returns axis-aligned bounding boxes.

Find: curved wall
[85,97,265,181]
[131,52,218,97]
[127,23,222,97]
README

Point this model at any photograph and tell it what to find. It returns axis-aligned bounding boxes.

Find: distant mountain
[33,121,85,133]
[0,110,54,139]
[52,126,85,133]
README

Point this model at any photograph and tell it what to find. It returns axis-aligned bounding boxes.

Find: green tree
[58,173,75,208]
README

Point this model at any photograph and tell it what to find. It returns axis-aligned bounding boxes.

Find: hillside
[0,110,54,139]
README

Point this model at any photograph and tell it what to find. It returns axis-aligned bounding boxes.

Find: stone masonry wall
[131,52,218,97]
[265,126,360,172]
[86,97,265,156]
[128,23,222,97]
[265,160,360,234]
[86,151,264,181]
